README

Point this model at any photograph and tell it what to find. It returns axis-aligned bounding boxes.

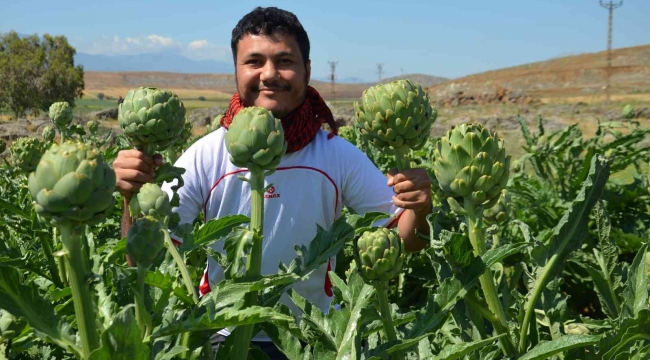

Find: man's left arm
[387,168,432,252]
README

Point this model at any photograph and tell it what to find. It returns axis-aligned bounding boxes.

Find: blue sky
[1,0,648,81]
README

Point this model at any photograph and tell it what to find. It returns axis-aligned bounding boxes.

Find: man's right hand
[113,149,163,199]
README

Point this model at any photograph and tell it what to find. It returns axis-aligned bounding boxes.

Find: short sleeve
[340,142,403,227]
[160,142,206,243]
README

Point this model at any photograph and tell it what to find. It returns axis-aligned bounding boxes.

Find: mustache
[255,82,291,92]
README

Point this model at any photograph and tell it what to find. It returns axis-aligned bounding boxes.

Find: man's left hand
[387,168,432,212]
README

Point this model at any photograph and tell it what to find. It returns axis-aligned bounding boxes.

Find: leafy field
[1,94,650,359]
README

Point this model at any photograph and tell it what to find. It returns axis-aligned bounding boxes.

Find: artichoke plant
[354,227,406,359]
[206,115,223,134]
[9,137,45,174]
[42,125,56,143]
[432,123,515,356]
[224,106,287,174]
[225,106,287,358]
[49,102,73,128]
[27,140,115,358]
[127,215,165,337]
[118,87,186,155]
[355,228,404,284]
[167,119,193,164]
[354,79,436,171]
[129,183,171,221]
[86,120,99,135]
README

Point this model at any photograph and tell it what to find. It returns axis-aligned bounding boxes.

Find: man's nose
[260,61,279,81]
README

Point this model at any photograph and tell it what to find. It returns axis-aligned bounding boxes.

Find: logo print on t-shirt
[264,185,280,199]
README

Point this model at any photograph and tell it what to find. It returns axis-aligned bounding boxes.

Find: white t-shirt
[162,127,402,338]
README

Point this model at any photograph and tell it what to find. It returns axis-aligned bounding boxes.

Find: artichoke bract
[433,124,511,207]
[118,87,186,155]
[224,106,287,173]
[86,120,99,134]
[127,216,165,266]
[484,189,510,225]
[42,126,56,143]
[130,183,171,220]
[49,102,73,128]
[355,228,405,283]
[28,140,116,227]
[10,137,45,174]
[354,79,435,153]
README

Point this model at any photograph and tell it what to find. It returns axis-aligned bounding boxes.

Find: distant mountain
[378,74,449,88]
[313,76,369,84]
[75,52,234,74]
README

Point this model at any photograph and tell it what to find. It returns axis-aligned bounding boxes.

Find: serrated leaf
[222,227,256,279]
[89,305,150,360]
[152,306,294,338]
[519,335,600,360]
[433,335,505,360]
[482,243,529,268]
[0,266,78,355]
[621,243,648,319]
[154,346,190,360]
[408,256,485,338]
[185,214,250,250]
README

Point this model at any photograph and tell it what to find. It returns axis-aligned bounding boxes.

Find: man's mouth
[257,86,290,93]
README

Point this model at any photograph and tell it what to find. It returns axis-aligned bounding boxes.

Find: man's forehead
[237,33,299,54]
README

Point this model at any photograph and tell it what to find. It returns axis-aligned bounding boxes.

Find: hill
[75,52,234,74]
[82,72,448,100]
[428,44,650,101]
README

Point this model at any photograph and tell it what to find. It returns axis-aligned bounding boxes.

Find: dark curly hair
[231,7,310,65]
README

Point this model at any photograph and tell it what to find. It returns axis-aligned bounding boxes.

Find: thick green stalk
[163,231,199,304]
[134,265,152,338]
[394,149,410,172]
[464,202,516,358]
[375,282,404,360]
[53,228,68,286]
[232,171,265,359]
[59,225,99,359]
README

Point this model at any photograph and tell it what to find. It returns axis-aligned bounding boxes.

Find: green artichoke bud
[338,125,358,146]
[206,115,223,134]
[10,137,45,174]
[354,79,436,152]
[563,322,590,335]
[130,183,171,220]
[127,215,165,266]
[0,310,26,340]
[42,126,56,143]
[622,104,635,120]
[483,189,510,225]
[224,106,287,173]
[354,228,405,283]
[433,124,511,206]
[118,87,186,154]
[28,140,116,227]
[49,102,73,128]
[86,120,99,134]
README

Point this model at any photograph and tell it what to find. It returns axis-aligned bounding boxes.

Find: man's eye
[246,59,261,65]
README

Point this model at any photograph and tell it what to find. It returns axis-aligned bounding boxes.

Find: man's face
[235,32,310,118]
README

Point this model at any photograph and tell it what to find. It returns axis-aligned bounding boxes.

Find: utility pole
[376,63,384,82]
[328,61,338,97]
[600,0,622,103]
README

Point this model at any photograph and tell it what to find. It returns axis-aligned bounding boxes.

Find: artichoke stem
[232,170,265,359]
[59,225,99,359]
[394,149,410,172]
[464,202,516,358]
[134,265,152,339]
[37,219,62,287]
[375,282,404,360]
[163,231,199,304]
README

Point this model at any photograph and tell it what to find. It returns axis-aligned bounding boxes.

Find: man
[113,6,431,358]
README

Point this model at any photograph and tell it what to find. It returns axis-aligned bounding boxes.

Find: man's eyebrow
[243,51,295,58]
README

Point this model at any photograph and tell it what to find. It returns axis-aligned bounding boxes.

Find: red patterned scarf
[220,86,338,153]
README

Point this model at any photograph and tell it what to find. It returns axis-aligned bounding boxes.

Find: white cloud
[77,35,230,61]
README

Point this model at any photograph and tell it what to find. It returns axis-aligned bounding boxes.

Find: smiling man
[113,6,431,359]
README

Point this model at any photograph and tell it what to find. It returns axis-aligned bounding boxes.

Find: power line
[376,63,384,82]
[600,0,623,103]
[328,61,338,97]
